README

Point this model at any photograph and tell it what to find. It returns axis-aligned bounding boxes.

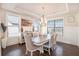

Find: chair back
[23,31,35,50]
[33,32,39,37]
[51,32,57,46]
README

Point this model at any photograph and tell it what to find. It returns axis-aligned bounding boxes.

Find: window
[32,20,40,32]
[8,27,19,37]
[47,19,64,36]
[7,14,19,37]
[47,20,54,33]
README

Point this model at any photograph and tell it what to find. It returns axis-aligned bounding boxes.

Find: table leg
[40,45,44,54]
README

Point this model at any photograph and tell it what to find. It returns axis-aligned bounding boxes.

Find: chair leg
[40,45,44,54]
[39,48,42,54]
[48,48,50,55]
[31,51,33,56]
[25,50,28,54]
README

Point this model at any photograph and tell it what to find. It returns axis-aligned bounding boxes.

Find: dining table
[32,33,51,53]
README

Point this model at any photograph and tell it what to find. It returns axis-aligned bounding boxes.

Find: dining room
[0,3,79,56]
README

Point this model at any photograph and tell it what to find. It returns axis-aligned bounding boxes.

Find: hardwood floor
[2,42,79,56]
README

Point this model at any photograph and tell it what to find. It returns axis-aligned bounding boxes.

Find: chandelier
[40,7,47,26]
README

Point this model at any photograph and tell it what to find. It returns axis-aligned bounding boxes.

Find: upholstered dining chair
[32,32,39,37]
[23,31,41,56]
[51,32,57,49]
[43,32,57,55]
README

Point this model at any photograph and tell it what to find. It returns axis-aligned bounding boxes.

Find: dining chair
[23,31,41,56]
[43,32,57,55]
[51,32,57,49]
[32,32,39,37]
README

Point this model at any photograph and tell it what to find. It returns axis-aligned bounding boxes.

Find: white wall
[75,13,79,46]
[63,26,77,45]
[77,27,79,46]
[0,8,5,23]
[63,13,78,46]
[0,8,3,21]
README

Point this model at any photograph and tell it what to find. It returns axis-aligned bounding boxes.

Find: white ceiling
[16,3,66,15]
[1,3,79,19]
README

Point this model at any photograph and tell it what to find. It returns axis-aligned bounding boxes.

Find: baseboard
[57,41,78,47]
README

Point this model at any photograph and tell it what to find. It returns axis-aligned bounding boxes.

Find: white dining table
[32,34,51,46]
[32,34,51,53]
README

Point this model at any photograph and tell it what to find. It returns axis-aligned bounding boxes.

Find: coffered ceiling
[1,3,79,19]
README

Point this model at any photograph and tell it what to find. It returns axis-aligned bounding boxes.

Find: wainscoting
[63,27,78,46]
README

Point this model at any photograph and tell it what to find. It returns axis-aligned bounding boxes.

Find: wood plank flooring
[2,42,79,56]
